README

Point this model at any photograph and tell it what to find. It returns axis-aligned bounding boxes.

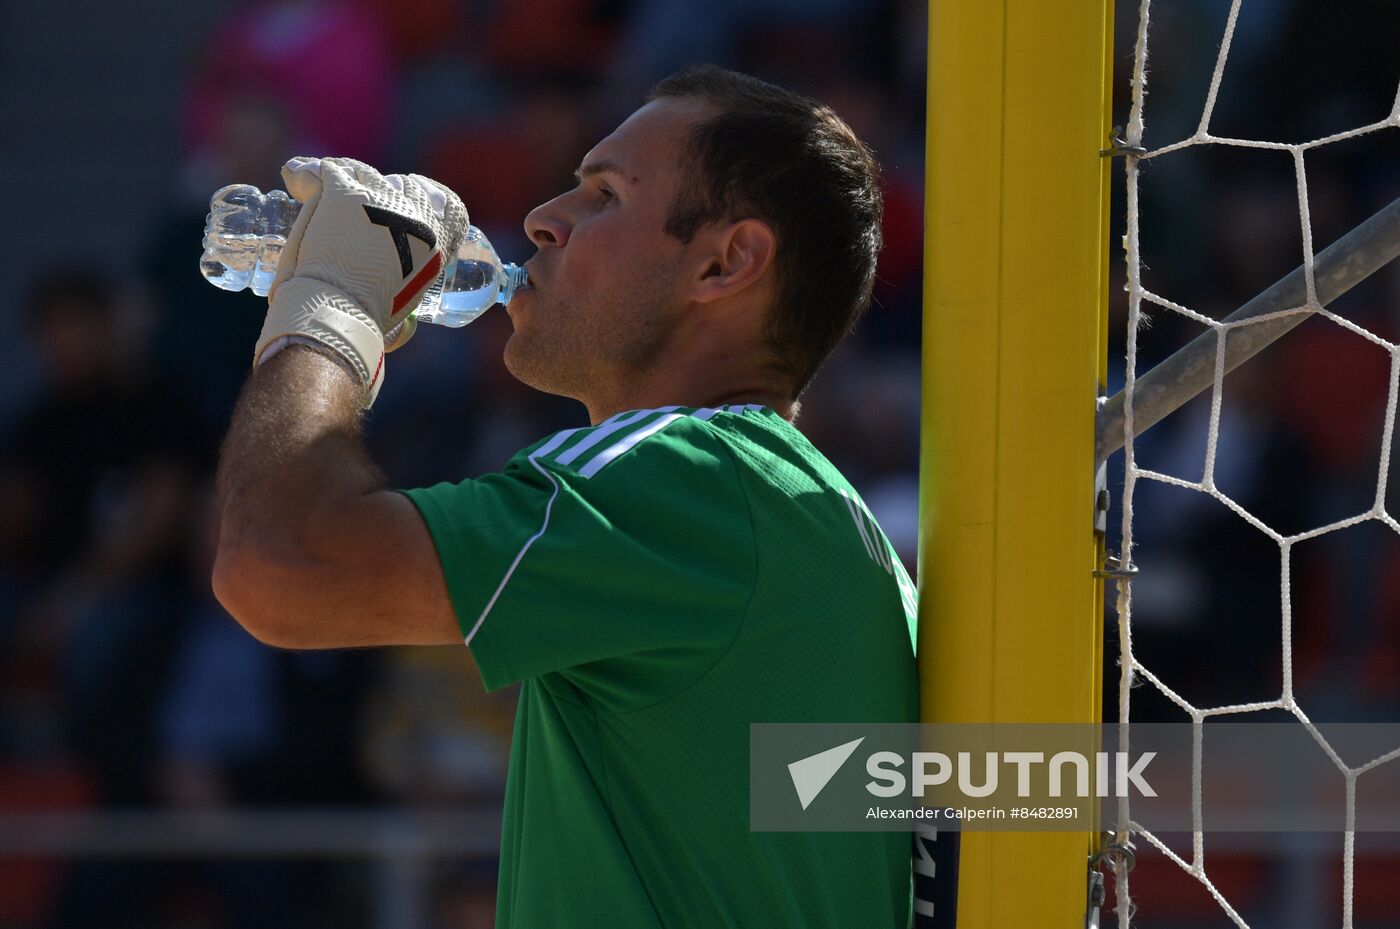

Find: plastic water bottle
[198,184,529,328]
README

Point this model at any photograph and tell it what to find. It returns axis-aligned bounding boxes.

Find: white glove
[255,156,469,407]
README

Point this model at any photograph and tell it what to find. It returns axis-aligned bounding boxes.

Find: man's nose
[524,200,570,248]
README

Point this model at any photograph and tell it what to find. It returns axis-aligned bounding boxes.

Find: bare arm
[212,344,460,648]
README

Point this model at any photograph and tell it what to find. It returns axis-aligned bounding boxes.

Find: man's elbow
[211,544,306,649]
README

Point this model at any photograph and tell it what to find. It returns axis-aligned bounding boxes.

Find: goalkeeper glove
[255,156,468,407]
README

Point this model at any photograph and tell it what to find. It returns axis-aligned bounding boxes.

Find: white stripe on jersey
[557,406,680,465]
[529,426,587,463]
[463,406,726,645]
[579,412,688,478]
[461,427,586,646]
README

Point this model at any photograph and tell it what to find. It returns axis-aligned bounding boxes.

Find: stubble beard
[503,271,678,403]
[502,296,586,399]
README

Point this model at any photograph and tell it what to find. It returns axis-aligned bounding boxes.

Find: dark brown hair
[646,65,884,399]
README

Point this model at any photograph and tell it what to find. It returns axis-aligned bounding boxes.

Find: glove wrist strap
[256,278,388,407]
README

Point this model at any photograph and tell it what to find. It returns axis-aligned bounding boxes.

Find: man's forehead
[577,98,714,180]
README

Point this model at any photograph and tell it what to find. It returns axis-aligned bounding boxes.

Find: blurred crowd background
[0,0,1397,926]
[0,1,923,927]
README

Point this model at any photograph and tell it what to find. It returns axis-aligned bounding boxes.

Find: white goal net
[1110,1,1400,926]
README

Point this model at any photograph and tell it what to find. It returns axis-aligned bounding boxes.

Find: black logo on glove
[363,205,438,279]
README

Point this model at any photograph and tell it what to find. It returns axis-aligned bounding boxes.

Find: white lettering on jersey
[838,488,918,625]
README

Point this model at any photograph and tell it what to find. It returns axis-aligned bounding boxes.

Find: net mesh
[1114,1,1400,925]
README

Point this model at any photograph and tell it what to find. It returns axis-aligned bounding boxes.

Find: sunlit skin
[506,98,796,425]
[213,96,800,648]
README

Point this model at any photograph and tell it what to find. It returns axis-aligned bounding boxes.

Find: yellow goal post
[917,0,1115,925]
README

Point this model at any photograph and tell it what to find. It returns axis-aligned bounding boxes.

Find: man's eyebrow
[573,160,635,184]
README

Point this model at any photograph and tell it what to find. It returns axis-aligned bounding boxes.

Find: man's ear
[689,219,776,304]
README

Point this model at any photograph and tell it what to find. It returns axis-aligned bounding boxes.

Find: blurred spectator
[431,863,497,929]
[145,94,290,435]
[184,0,394,172]
[0,271,207,800]
[159,492,380,809]
[418,79,598,245]
[597,0,876,121]
[480,0,624,80]
[362,648,516,804]
[361,0,460,65]
[0,271,205,929]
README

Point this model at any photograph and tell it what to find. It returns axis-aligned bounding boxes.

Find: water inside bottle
[433,259,501,327]
[200,186,261,291]
[416,226,513,326]
[250,236,284,296]
[201,232,258,291]
[249,191,296,296]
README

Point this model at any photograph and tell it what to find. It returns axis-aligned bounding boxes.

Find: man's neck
[585,390,795,425]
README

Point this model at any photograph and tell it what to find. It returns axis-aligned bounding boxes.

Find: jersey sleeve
[400,411,756,704]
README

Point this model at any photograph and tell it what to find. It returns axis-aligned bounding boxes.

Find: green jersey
[403,403,918,928]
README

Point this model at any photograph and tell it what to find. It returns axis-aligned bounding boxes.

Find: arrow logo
[363,204,438,278]
[788,737,865,810]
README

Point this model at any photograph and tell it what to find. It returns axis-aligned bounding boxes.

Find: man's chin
[502,335,572,398]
